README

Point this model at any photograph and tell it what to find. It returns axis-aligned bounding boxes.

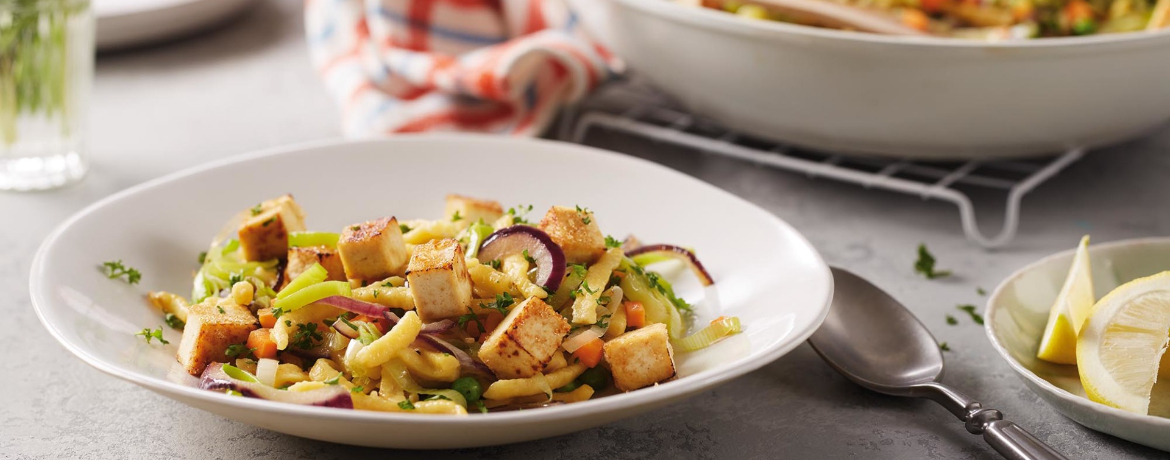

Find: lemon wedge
[1077,272,1170,414]
[1036,235,1094,364]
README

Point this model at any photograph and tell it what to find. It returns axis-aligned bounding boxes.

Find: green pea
[577,366,610,391]
[452,377,483,402]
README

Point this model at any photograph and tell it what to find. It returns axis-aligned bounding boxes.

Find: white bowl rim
[29,134,834,426]
[616,0,1170,49]
[984,236,1170,428]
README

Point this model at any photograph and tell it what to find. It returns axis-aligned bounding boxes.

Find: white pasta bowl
[572,0,1170,159]
[986,237,1170,452]
[29,135,832,448]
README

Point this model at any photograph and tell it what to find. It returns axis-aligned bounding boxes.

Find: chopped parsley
[522,249,536,265]
[217,305,226,314]
[570,314,612,333]
[225,343,255,359]
[101,260,141,285]
[940,342,951,352]
[957,304,984,325]
[945,315,958,326]
[479,292,515,316]
[197,251,207,265]
[487,259,502,270]
[351,386,364,394]
[647,271,691,311]
[575,205,592,225]
[977,287,987,296]
[135,327,169,344]
[283,319,292,327]
[474,400,488,414]
[399,224,412,234]
[507,204,534,224]
[350,225,361,231]
[914,244,951,279]
[372,290,379,299]
[273,307,285,319]
[569,263,587,279]
[164,313,184,330]
[451,210,463,222]
[290,322,323,349]
[458,307,487,334]
[579,279,596,295]
[228,272,243,286]
[604,235,621,249]
[398,400,416,410]
[250,204,263,216]
[262,217,276,227]
[324,373,342,385]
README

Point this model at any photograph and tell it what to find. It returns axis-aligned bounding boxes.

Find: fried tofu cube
[177,298,259,376]
[538,205,605,264]
[337,216,408,281]
[238,195,307,262]
[478,297,571,379]
[407,239,473,322]
[281,246,347,289]
[445,194,504,226]
[603,323,676,392]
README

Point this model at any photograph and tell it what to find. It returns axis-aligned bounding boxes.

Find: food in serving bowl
[986,237,1170,452]
[137,193,738,415]
[572,0,1170,159]
[684,0,1169,40]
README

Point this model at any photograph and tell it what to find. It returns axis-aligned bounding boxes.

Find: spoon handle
[913,383,1067,460]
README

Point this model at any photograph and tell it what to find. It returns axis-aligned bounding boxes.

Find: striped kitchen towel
[305,0,617,137]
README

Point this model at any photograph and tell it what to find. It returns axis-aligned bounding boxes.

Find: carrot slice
[572,338,605,368]
[624,301,646,329]
[258,308,277,329]
[247,328,278,359]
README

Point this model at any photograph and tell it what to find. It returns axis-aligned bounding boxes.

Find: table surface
[4,2,1169,459]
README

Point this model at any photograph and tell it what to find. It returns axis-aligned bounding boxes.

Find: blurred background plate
[95,0,259,51]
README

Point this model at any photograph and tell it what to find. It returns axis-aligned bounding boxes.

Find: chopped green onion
[275,281,351,313]
[465,222,495,260]
[289,231,341,248]
[672,316,742,352]
[222,364,260,383]
[276,263,328,300]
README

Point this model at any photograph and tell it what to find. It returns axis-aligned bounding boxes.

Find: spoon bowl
[808,267,1067,460]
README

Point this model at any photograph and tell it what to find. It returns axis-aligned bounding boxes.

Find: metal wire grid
[559,88,1084,249]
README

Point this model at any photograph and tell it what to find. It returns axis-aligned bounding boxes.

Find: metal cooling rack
[558,82,1085,249]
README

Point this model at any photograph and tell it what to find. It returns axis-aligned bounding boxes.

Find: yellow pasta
[413,400,469,415]
[503,253,548,299]
[571,248,623,324]
[603,288,627,340]
[352,284,415,310]
[490,214,517,231]
[274,363,309,388]
[466,259,515,298]
[147,291,190,322]
[398,348,460,382]
[272,303,342,350]
[483,363,587,400]
[356,311,422,368]
[552,384,595,403]
[352,393,404,412]
[378,366,405,402]
[544,350,568,373]
[401,219,460,245]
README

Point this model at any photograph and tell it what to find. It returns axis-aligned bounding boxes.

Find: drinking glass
[0,0,93,191]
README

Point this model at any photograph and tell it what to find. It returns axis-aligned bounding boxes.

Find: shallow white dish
[95,0,257,50]
[573,0,1170,159]
[986,237,1170,452]
[30,135,832,448]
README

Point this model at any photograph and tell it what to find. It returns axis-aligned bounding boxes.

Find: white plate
[986,237,1170,452]
[29,135,832,448]
[95,0,258,50]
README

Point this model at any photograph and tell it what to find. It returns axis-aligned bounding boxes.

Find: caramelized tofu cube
[478,297,571,379]
[238,195,307,262]
[538,205,605,264]
[406,239,473,322]
[445,194,504,226]
[337,216,408,281]
[177,298,259,376]
[603,323,676,392]
[281,246,346,289]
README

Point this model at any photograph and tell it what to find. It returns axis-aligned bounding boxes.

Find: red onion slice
[479,226,567,291]
[627,244,715,286]
[381,311,455,335]
[316,295,388,318]
[199,363,353,408]
[332,317,359,339]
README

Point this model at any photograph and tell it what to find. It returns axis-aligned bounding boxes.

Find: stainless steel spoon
[808,267,1067,460]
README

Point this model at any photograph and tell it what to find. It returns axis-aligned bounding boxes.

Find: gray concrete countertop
[3,1,1168,458]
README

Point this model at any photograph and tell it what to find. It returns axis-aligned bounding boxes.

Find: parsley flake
[351,386,364,394]
[225,343,255,359]
[451,210,463,222]
[914,244,951,279]
[324,373,342,385]
[217,305,226,314]
[291,322,324,349]
[101,260,142,285]
[135,327,169,345]
[197,251,208,265]
[569,263,587,279]
[522,249,536,265]
[945,315,958,326]
[262,217,276,227]
[575,205,592,225]
[398,400,416,410]
[977,287,987,296]
[399,224,412,234]
[488,259,502,270]
[458,307,487,334]
[250,204,263,216]
[940,342,951,352]
[479,292,515,317]
[164,313,184,330]
[604,235,621,249]
[957,304,984,325]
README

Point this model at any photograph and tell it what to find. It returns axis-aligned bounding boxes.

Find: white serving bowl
[986,237,1170,452]
[573,0,1170,159]
[30,135,833,448]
